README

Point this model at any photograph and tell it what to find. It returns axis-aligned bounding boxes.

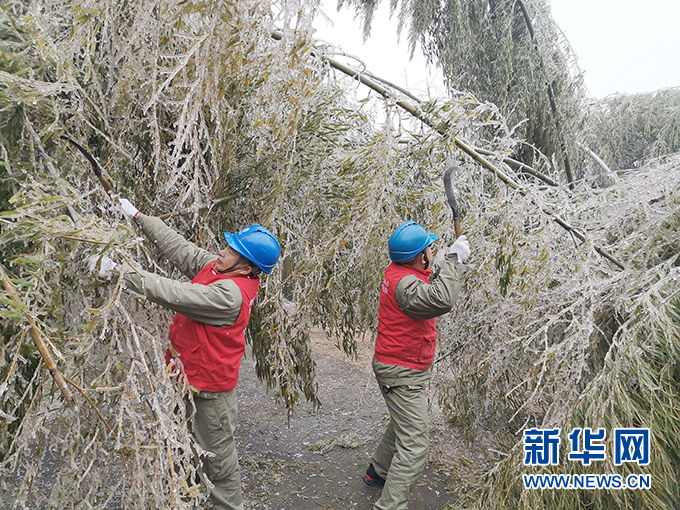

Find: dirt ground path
[236,331,469,510]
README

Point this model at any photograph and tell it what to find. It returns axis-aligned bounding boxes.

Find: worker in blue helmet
[87,197,280,510]
[363,221,470,510]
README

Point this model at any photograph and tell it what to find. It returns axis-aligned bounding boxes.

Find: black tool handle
[61,136,116,196]
[443,166,463,238]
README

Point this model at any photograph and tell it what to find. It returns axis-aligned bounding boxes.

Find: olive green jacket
[394,254,470,320]
[121,214,243,328]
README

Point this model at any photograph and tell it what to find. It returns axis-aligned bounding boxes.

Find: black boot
[362,463,386,489]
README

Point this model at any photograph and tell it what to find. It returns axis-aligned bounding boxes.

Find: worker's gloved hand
[87,254,120,280]
[118,198,139,219]
[448,235,470,263]
[433,249,446,268]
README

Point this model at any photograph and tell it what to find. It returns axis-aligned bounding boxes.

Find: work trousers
[371,358,431,510]
[189,389,244,510]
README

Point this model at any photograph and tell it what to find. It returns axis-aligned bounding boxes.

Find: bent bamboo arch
[271,31,625,270]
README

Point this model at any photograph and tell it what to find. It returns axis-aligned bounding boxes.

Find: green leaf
[8,255,42,265]
[0,296,28,310]
[0,309,23,321]
[0,211,23,218]
[9,279,34,288]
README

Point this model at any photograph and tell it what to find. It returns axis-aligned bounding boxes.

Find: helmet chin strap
[221,255,250,274]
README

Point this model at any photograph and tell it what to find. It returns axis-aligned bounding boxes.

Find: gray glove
[433,249,446,268]
[118,198,139,218]
[448,235,470,263]
[87,254,120,279]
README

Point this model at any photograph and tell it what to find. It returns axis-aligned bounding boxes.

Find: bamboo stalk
[516,0,575,186]
[270,31,625,270]
[472,146,559,186]
[578,142,613,176]
[365,71,559,186]
[1,265,77,410]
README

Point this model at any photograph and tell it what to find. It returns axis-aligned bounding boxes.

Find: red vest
[165,263,260,392]
[374,262,438,371]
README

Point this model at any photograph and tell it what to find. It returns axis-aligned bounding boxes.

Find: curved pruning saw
[443,165,463,238]
[61,135,117,197]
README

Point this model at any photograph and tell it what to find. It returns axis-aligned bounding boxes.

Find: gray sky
[551,0,680,97]
[314,0,680,98]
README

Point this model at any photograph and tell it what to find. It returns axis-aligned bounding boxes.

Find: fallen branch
[1,265,77,410]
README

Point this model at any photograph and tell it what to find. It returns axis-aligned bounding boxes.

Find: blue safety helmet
[388,221,438,262]
[224,225,281,274]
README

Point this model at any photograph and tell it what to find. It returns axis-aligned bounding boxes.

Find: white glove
[118,198,139,218]
[434,250,446,268]
[87,254,120,279]
[448,235,470,263]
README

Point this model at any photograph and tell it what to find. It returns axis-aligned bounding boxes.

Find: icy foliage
[337,0,586,182]
[0,0,506,506]
[0,0,325,506]
[433,153,680,509]
[1,0,679,508]
[583,87,680,173]
[437,150,680,421]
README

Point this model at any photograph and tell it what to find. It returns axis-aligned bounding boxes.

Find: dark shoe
[362,463,385,489]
